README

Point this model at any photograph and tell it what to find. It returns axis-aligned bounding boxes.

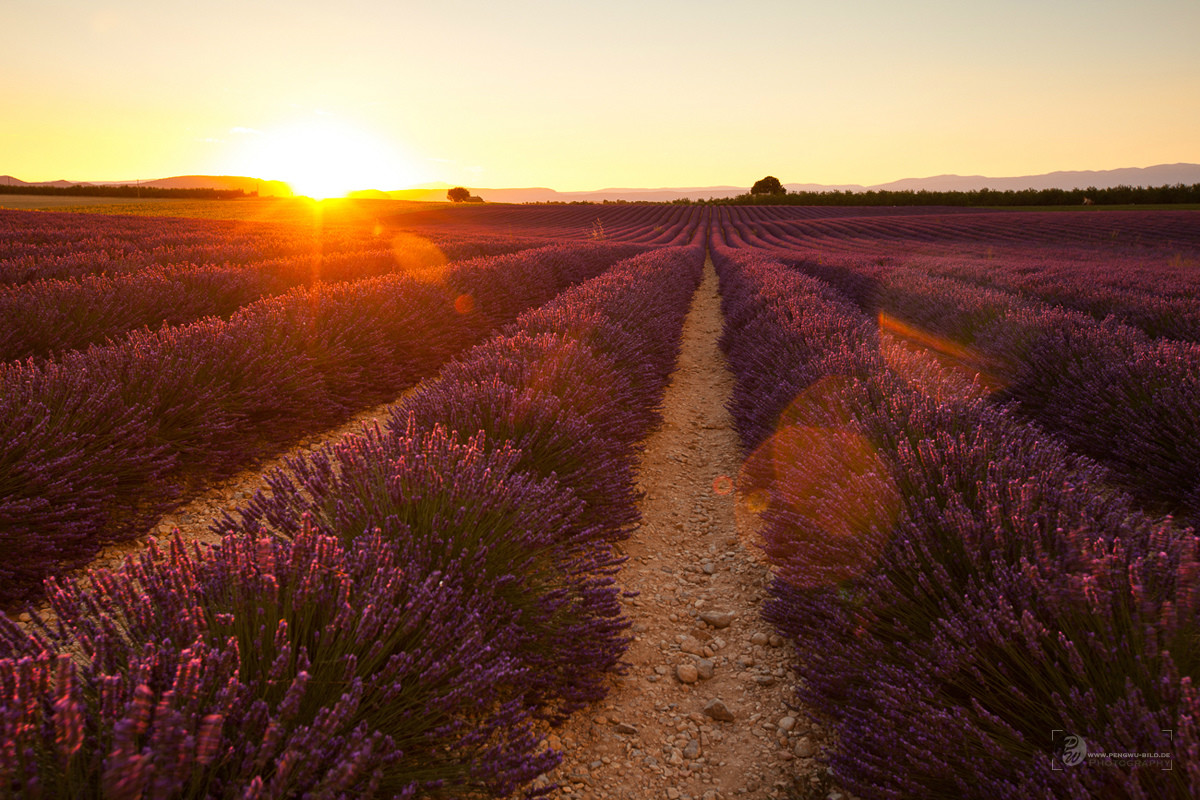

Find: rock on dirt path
[532,255,841,800]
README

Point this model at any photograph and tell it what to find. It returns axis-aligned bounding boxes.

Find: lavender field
[2,201,1199,798]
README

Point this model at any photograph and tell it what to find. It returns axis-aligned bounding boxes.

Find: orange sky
[4,0,1198,194]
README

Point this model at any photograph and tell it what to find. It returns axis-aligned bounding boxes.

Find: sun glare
[237,119,414,200]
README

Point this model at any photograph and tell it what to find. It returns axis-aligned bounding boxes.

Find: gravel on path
[534,254,841,800]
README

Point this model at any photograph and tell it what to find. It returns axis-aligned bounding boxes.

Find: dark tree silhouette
[447,186,471,202]
[750,176,786,195]
[750,176,786,196]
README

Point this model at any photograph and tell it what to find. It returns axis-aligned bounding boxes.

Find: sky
[4,0,1199,194]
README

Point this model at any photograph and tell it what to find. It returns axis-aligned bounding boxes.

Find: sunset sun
[238,120,413,200]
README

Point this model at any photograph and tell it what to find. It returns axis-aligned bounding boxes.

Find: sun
[237,119,414,200]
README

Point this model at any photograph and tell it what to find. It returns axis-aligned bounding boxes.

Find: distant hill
[132,175,293,197]
[0,174,293,197]
[867,163,1200,193]
[0,176,79,189]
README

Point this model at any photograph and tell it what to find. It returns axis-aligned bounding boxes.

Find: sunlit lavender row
[0,238,551,364]
[0,201,704,288]
[0,241,645,604]
[0,209,397,284]
[0,243,703,797]
[712,239,1200,798]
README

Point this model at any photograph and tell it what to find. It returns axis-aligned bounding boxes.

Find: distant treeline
[532,183,1200,207]
[0,184,253,200]
[718,182,1200,206]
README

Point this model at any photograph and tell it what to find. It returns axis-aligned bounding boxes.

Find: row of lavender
[717,206,1200,342]
[779,239,1200,344]
[777,237,1200,347]
[394,203,707,247]
[771,249,1200,523]
[0,229,537,363]
[0,241,646,604]
[914,249,1200,344]
[713,241,1200,798]
[0,244,704,797]
[0,209,392,284]
[719,206,1200,255]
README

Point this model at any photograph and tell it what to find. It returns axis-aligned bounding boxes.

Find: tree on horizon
[750,176,786,196]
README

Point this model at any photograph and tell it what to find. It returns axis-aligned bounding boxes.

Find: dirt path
[533,255,836,800]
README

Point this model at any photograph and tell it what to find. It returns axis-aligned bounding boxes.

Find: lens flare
[878,312,1005,393]
[742,487,770,514]
[390,232,447,283]
[737,376,901,588]
[454,293,475,314]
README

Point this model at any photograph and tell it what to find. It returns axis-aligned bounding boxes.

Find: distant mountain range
[4,163,1198,203]
[0,174,293,197]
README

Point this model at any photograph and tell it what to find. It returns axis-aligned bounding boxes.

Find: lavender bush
[222,424,630,722]
[1,523,555,798]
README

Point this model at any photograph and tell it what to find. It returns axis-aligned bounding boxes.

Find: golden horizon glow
[227,120,417,200]
[3,2,1198,191]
